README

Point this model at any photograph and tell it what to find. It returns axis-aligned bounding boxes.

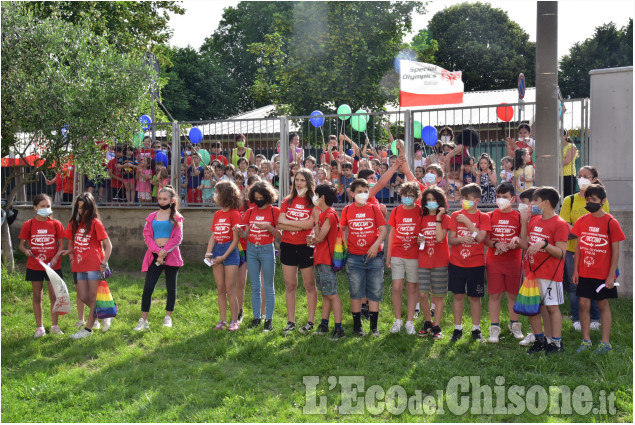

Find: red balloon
[496,103,514,122]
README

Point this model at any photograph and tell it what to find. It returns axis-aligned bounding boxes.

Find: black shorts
[280,242,314,269]
[25,268,63,282]
[576,277,618,300]
[448,263,485,297]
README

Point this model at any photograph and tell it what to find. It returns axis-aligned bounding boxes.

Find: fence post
[279,117,289,206]
[404,110,413,171]
[171,121,180,190]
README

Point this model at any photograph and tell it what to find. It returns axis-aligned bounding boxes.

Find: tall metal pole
[535,2,560,192]
[279,117,289,207]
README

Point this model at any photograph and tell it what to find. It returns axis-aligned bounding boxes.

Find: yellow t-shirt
[559,192,610,252]
[513,165,534,194]
[563,143,577,176]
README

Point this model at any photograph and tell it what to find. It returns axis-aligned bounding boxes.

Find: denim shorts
[315,264,338,296]
[213,241,240,266]
[346,253,384,302]
[76,270,103,281]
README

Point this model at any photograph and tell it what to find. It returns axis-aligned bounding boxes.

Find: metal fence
[2,99,590,209]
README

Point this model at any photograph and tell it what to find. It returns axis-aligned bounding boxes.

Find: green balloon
[133,131,145,147]
[198,149,211,165]
[351,109,368,132]
[337,104,352,120]
[413,121,422,139]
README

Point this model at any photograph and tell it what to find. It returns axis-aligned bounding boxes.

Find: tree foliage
[559,19,633,98]
[411,30,438,64]
[426,2,535,91]
[248,1,424,117]
[1,2,153,207]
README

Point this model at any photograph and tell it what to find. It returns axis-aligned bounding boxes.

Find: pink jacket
[142,211,184,271]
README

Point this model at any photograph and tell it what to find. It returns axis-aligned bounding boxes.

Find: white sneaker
[50,325,64,335]
[93,320,101,330]
[73,320,86,328]
[519,332,535,346]
[70,328,92,340]
[390,319,403,333]
[101,318,112,332]
[488,325,501,343]
[590,321,601,331]
[163,316,173,327]
[573,321,581,331]
[133,318,149,331]
[405,321,416,335]
[508,322,524,340]
[33,327,46,338]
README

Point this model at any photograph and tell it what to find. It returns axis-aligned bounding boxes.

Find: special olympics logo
[460,249,470,259]
[37,254,47,262]
[584,256,595,268]
[427,247,435,257]
[357,239,368,247]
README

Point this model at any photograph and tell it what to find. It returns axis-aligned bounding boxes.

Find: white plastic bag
[38,260,71,315]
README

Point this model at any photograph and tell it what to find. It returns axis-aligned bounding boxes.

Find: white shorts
[538,279,564,306]
[390,257,419,283]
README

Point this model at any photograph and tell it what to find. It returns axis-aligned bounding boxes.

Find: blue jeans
[247,242,276,320]
[563,250,600,321]
[346,253,385,302]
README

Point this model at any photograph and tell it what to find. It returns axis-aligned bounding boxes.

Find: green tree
[426,2,535,91]
[1,3,152,205]
[249,1,424,118]
[559,19,633,98]
[411,30,438,63]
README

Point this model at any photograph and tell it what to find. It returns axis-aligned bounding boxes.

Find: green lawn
[1,254,632,422]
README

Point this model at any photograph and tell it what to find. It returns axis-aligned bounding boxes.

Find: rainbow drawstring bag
[94,281,117,319]
[331,230,348,272]
[238,243,246,266]
[513,271,541,316]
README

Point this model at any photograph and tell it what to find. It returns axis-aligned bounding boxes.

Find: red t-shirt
[65,219,109,272]
[107,158,123,188]
[487,209,523,263]
[19,218,65,271]
[571,213,626,280]
[418,214,451,268]
[139,148,154,162]
[525,215,569,280]
[61,164,74,194]
[210,154,229,166]
[243,205,280,245]
[340,203,386,256]
[388,205,422,260]
[314,207,339,266]
[448,210,492,267]
[280,196,315,245]
[211,209,241,244]
[321,150,339,165]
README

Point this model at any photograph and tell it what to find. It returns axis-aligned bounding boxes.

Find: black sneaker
[371,328,380,338]
[329,328,345,340]
[471,329,485,343]
[545,341,565,356]
[352,327,367,337]
[417,321,434,337]
[431,308,435,318]
[526,337,547,354]
[315,323,330,335]
[450,329,463,342]
[237,310,244,324]
[431,326,443,340]
[282,321,296,335]
[248,318,261,329]
[298,322,314,335]
[361,304,370,321]
[263,319,273,332]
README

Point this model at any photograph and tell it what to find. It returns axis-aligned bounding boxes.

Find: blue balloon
[347,149,353,156]
[189,127,203,144]
[139,115,152,131]
[421,125,438,147]
[155,152,168,166]
[309,110,325,128]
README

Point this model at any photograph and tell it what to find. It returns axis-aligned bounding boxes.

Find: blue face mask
[402,196,414,206]
[426,201,439,211]
[424,173,436,184]
[532,204,543,215]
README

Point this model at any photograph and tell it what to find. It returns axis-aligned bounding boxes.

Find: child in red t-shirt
[571,185,625,354]
[340,178,387,337]
[308,183,345,339]
[65,193,112,340]
[517,187,569,355]
[447,183,492,343]
[416,187,451,340]
[205,181,243,332]
[484,182,529,343]
[18,194,66,338]
[386,182,422,336]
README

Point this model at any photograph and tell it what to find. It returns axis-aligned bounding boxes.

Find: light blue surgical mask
[402,196,414,206]
[426,201,439,211]
[424,173,436,184]
[532,205,543,215]
[36,208,53,217]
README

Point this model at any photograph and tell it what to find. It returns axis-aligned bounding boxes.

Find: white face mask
[312,194,319,206]
[518,203,530,214]
[440,135,451,143]
[296,187,307,196]
[496,198,511,210]
[36,208,53,217]
[355,192,369,205]
[577,177,591,190]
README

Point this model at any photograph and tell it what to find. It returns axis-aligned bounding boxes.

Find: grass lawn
[1,253,632,422]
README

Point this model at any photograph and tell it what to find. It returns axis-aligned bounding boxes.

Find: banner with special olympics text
[399,60,464,107]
